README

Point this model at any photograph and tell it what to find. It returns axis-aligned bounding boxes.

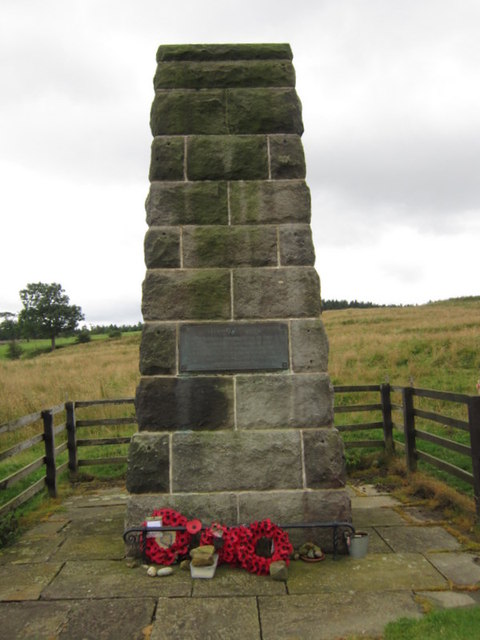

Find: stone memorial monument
[125,43,351,549]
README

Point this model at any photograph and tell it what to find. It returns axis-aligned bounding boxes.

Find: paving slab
[353,506,407,528]
[0,562,63,601]
[192,564,286,596]
[40,560,192,599]
[58,597,156,640]
[50,532,125,561]
[151,596,260,640]
[416,590,480,609]
[259,590,422,640]
[286,553,448,594]
[375,525,461,553]
[350,494,400,509]
[0,535,65,565]
[0,601,71,638]
[425,552,480,586]
[359,527,394,553]
[21,518,70,539]
[63,512,125,536]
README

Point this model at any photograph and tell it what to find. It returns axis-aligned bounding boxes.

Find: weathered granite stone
[154,60,295,89]
[187,135,268,181]
[150,90,227,135]
[142,269,231,320]
[290,319,329,372]
[237,489,352,550]
[144,228,180,268]
[229,180,311,225]
[182,225,277,268]
[125,493,238,532]
[156,43,293,62]
[126,433,170,494]
[279,225,315,266]
[139,323,176,375]
[233,267,321,319]
[146,181,228,226]
[269,134,306,179]
[302,429,346,489]
[136,376,234,431]
[149,136,184,181]
[227,88,303,134]
[172,430,303,492]
[236,373,334,429]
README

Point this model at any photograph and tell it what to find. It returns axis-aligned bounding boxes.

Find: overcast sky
[1,0,479,325]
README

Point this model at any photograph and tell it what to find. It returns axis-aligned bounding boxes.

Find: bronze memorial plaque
[179,323,289,372]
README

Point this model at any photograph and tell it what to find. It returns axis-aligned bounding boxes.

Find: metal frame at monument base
[123,520,356,563]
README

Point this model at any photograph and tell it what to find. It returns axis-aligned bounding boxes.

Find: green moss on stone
[156,44,293,62]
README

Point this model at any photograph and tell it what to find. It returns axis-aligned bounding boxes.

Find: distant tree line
[321,299,399,311]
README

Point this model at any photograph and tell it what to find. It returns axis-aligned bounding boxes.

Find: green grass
[384,606,480,639]
[0,333,113,360]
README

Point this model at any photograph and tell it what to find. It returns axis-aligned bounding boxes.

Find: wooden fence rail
[1,386,480,519]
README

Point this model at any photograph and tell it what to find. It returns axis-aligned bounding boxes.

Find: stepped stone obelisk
[125,43,351,548]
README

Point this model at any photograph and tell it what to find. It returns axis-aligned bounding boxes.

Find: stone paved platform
[1,484,479,639]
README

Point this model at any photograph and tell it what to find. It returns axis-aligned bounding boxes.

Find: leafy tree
[18,282,84,350]
[0,312,19,341]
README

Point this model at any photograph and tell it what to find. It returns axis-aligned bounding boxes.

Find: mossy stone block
[269,134,306,179]
[146,181,228,226]
[233,267,321,319]
[182,225,277,268]
[149,136,184,181]
[279,224,315,266]
[229,180,311,225]
[135,376,234,431]
[187,135,268,181]
[171,430,302,492]
[303,429,346,489]
[156,44,293,62]
[142,269,231,320]
[154,60,295,89]
[139,323,176,375]
[150,90,227,135]
[236,373,334,429]
[126,433,170,493]
[290,319,329,372]
[144,227,180,268]
[227,88,303,134]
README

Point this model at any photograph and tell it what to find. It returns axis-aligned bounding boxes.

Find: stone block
[154,60,295,89]
[236,373,334,429]
[156,43,293,62]
[227,88,303,134]
[229,180,311,225]
[279,224,315,266]
[290,319,329,372]
[269,134,306,179]
[149,136,185,181]
[233,267,321,319]
[139,323,177,375]
[182,225,277,268]
[150,90,227,135]
[302,428,346,489]
[125,493,238,531]
[125,433,170,494]
[187,135,268,181]
[136,376,234,431]
[142,269,231,320]
[144,227,180,268]
[171,430,303,492]
[146,181,228,226]
[238,489,351,550]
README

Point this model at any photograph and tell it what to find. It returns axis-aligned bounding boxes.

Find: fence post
[467,396,480,521]
[401,386,417,472]
[42,409,57,498]
[66,401,78,473]
[380,383,394,455]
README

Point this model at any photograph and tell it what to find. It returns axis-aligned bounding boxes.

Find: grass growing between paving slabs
[384,606,480,640]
